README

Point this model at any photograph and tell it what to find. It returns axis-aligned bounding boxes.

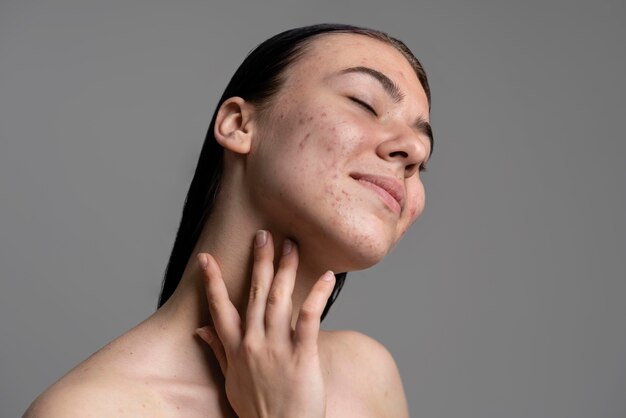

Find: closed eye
[349,97,378,116]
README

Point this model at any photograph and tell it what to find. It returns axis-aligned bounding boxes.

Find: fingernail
[197,253,208,269]
[282,238,293,255]
[255,230,267,248]
[195,327,212,342]
[322,270,335,281]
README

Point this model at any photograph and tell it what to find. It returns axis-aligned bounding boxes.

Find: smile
[350,173,404,215]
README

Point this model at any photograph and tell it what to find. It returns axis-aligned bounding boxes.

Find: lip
[350,173,405,214]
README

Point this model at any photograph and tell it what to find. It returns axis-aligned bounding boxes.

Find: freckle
[326,147,332,152]
[322,112,327,117]
[308,116,313,121]
[299,118,304,125]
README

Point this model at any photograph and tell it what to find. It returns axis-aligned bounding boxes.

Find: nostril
[389,150,409,159]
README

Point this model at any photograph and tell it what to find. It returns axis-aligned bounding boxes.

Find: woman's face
[245,33,432,271]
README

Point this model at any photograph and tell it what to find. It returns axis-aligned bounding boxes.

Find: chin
[346,231,396,271]
[308,221,397,273]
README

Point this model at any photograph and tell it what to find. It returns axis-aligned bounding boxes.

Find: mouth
[350,173,405,215]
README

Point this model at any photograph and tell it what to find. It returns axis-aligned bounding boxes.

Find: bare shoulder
[23,375,164,418]
[321,329,410,418]
[23,335,167,418]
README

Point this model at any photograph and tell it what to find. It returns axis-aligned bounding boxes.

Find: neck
[154,179,326,347]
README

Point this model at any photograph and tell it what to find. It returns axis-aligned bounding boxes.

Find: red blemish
[299,133,311,150]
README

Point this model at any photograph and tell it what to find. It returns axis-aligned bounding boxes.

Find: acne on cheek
[300,108,356,171]
[296,111,316,150]
[332,186,354,205]
[339,188,352,206]
[298,132,311,150]
[323,180,351,207]
[298,115,314,125]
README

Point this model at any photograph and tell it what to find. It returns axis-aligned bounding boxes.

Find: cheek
[408,183,426,222]
[261,103,369,205]
[303,112,365,169]
[323,180,355,218]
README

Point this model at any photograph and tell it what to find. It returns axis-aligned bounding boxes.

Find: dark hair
[157,23,431,321]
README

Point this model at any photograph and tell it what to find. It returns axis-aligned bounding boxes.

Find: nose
[375,124,428,178]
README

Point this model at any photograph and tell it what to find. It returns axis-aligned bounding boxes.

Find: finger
[265,239,298,340]
[195,326,228,376]
[294,271,336,350]
[245,230,274,336]
[198,253,242,348]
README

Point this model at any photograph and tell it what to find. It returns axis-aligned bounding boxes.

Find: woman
[25,23,433,417]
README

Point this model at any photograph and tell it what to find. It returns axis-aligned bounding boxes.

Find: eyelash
[349,97,378,116]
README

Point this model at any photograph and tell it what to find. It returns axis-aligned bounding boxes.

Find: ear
[214,97,256,155]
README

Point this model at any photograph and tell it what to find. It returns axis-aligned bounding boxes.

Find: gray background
[1,0,624,416]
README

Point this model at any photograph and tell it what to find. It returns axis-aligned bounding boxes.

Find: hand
[195,230,336,418]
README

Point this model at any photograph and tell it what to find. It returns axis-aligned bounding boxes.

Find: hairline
[252,31,430,120]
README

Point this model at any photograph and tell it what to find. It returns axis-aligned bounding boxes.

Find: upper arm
[332,330,410,418]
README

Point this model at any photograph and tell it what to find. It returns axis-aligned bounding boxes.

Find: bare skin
[25,33,430,417]
[25,236,405,417]
[195,232,335,418]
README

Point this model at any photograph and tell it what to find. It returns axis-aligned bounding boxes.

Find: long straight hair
[157,23,431,321]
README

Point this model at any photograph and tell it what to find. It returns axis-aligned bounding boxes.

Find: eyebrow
[338,66,434,155]
[339,66,405,103]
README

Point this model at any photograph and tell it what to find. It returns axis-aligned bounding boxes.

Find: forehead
[282,33,428,110]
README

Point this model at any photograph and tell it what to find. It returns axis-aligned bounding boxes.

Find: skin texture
[24,33,429,417]
[195,236,335,418]
[246,34,430,274]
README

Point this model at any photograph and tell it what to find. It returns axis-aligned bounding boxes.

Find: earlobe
[214,97,255,154]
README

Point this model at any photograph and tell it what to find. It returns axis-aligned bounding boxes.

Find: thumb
[195,326,228,376]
